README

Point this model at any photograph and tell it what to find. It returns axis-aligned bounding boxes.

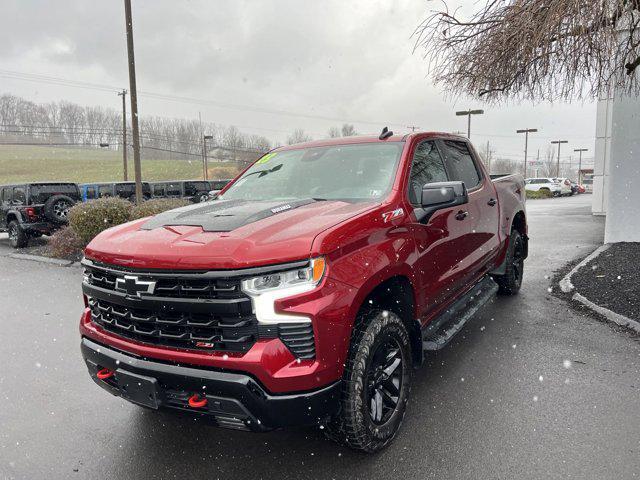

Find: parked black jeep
[0,182,80,248]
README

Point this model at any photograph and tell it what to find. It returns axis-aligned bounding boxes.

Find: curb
[559,244,611,293]
[8,253,76,267]
[559,243,640,334]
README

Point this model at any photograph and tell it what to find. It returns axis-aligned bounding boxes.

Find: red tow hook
[188,394,208,408]
[96,368,114,380]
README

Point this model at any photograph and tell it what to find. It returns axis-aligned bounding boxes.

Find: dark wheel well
[355,276,422,366]
[512,210,526,236]
[6,213,18,224]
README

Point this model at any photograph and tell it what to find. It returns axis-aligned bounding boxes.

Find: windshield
[220,143,403,203]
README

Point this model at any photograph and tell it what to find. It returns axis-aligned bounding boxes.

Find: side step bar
[422,276,498,351]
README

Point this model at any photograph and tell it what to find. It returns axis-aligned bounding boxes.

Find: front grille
[89,298,258,352]
[85,268,243,300]
[82,260,316,358]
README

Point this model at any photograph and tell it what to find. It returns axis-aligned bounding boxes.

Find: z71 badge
[382,208,404,223]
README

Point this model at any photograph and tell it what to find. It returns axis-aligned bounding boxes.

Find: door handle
[455,210,468,221]
[487,198,497,206]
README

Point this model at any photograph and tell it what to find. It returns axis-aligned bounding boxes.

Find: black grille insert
[89,298,258,352]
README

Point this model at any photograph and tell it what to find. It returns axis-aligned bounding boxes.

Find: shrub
[48,226,85,260]
[207,165,241,180]
[526,189,553,199]
[68,197,132,245]
[130,198,190,220]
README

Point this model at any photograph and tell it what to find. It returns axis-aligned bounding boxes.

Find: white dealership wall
[593,18,640,243]
[592,80,640,243]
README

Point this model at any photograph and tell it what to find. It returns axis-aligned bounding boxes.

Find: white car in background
[552,177,574,196]
[525,178,562,196]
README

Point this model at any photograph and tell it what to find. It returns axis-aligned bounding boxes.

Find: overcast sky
[1,0,596,166]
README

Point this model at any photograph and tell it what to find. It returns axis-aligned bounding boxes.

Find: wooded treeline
[0,93,272,161]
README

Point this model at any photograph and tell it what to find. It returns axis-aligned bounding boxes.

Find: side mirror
[417,181,468,223]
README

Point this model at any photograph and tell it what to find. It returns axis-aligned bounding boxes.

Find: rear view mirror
[417,181,468,223]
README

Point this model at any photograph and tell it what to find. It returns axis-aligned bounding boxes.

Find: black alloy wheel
[366,339,403,425]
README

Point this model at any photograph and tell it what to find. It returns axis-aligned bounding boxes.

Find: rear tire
[325,310,411,452]
[8,220,28,248]
[494,229,525,295]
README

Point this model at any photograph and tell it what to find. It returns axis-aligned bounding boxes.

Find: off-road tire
[44,194,74,224]
[325,310,412,453]
[8,220,28,248]
[494,229,524,295]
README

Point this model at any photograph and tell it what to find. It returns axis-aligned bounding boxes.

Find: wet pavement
[1,194,639,479]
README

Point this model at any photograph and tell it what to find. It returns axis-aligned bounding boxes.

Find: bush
[68,197,132,245]
[48,226,85,260]
[526,189,553,199]
[130,198,190,220]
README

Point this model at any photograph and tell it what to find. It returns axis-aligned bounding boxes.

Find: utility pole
[574,148,588,182]
[486,140,491,172]
[117,89,128,181]
[455,109,484,138]
[516,128,537,178]
[203,135,213,180]
[124,0,143,204]
[550,140,568,177]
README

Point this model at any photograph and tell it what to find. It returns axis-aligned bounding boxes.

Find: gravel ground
[571,242,640,320]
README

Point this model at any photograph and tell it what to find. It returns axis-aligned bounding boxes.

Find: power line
[0,69,406,128]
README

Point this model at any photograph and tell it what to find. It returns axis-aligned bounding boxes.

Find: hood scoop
[141,198,317,233]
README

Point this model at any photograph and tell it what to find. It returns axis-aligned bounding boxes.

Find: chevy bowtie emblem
[115,275,156,298]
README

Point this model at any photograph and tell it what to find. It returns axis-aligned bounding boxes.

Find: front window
[220,142,403,203]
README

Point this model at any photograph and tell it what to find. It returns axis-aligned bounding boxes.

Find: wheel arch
[352,275,422,366]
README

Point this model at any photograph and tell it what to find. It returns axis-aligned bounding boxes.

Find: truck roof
[275,131,468,151]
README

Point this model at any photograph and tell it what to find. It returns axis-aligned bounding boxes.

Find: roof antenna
[379,126,393,140]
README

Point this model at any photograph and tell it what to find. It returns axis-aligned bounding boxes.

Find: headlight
[241,257,325,295]
[241,258,326,324]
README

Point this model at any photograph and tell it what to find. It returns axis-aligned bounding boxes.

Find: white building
[592,78,640,242]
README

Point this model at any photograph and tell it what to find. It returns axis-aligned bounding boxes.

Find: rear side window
[1,188,10,203]
[408,140,448,204]
[166,183,181,196]
[184,181,208,196]
[13,186,26,204]
[211,180,229,190]
[86,186,96,199]
[98,185,112,197]
[441,140,481,189]
[115,184,135,196]
[153,184,165,196]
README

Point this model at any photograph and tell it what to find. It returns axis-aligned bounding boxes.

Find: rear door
[437,139,500,287]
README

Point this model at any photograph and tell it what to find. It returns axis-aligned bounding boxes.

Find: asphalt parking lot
[1,194,639,480]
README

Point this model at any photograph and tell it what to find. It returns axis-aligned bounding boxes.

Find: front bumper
[81,337,341,431]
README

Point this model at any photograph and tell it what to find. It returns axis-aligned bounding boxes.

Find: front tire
[8,220,29,248]
[494,229,525,295]
[325,310,411,452]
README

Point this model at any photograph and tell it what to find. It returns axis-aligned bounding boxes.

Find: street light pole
[550,140,568,177]
[574,148,588,182]
[455,109,484,138]
[516,128,537,178]
[124,0,143,204]
[203,135,213,180]
[117,89,128,181]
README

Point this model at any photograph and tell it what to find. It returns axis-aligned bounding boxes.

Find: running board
[422,276,498,351]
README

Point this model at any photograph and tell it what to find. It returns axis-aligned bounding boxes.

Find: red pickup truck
[80,131,527,452]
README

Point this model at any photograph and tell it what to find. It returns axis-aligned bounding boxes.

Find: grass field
[0,145,241,184]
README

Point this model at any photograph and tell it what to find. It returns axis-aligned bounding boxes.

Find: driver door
[406,139,474,322]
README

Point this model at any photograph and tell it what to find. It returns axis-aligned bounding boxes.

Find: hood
[84,199,376,270]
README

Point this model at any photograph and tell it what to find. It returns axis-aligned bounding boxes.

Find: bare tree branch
[414,0,640,102]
